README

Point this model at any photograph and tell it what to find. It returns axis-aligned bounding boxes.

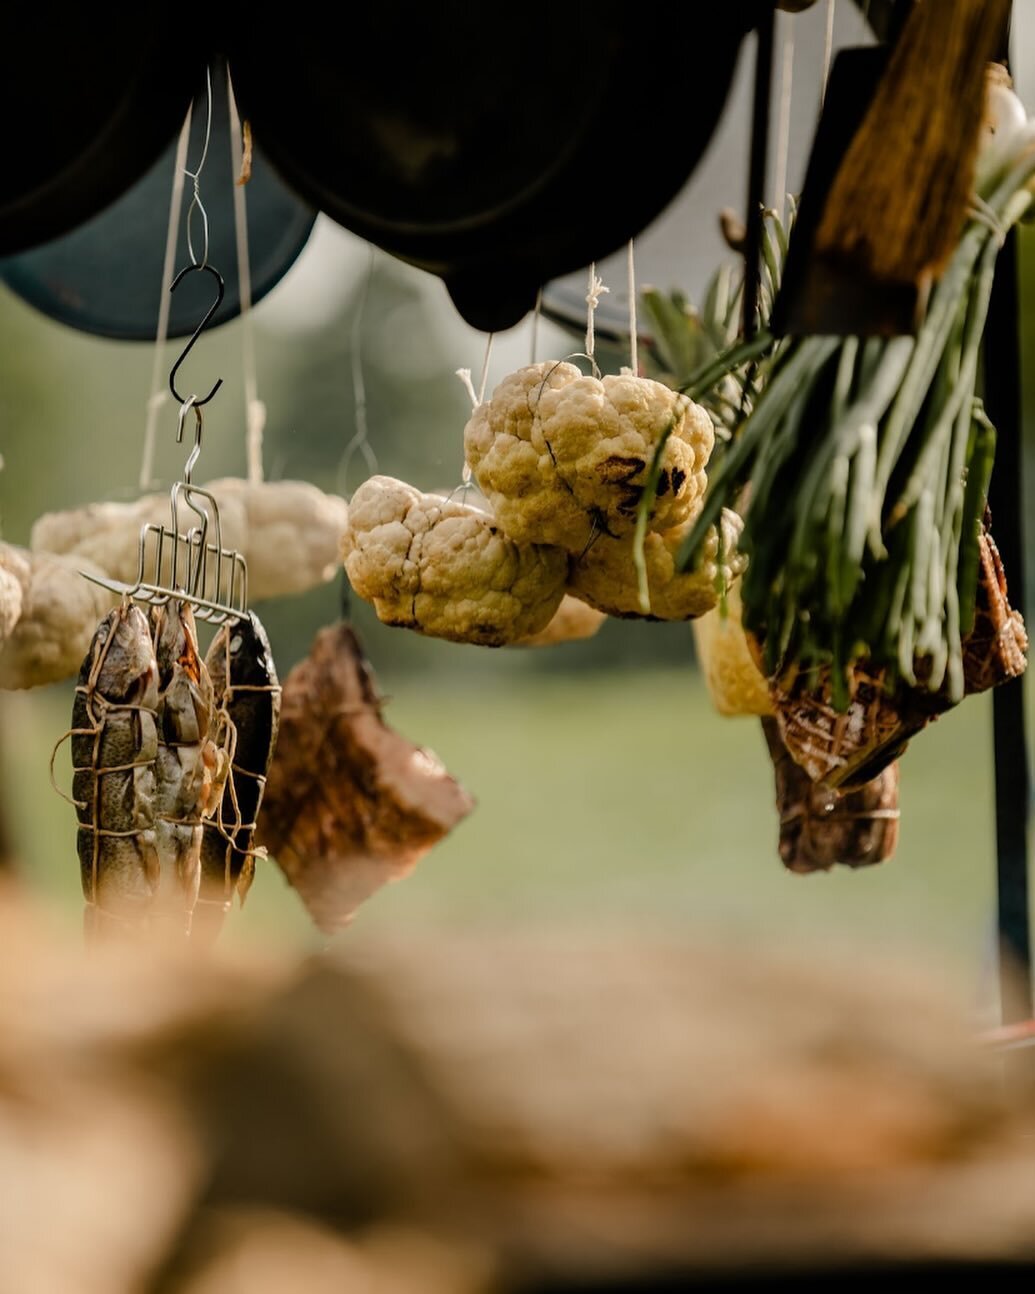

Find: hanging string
[139,108,193,492]
[530,288,543,365]
[476,332,495,404]
[454,367,479,407]
[455,330,495,410]
[338,247,378,496]
[184,66,214,268]
[228,69,265,484]
[821,0,836,105]
[773,14,795,220]
[626,240,638,375]
[584,262,608,375]
[455,331,494,485]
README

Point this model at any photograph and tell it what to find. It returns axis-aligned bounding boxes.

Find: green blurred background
[2,211,1032,1013]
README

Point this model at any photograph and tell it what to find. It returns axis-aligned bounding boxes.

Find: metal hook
[176,397,204,483]
[168,262,225,406]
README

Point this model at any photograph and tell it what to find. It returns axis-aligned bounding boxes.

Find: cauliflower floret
[205,478,348,599]
[568,508,746,621]
[692,579,773,716]
[0,544,29,652]
[32,479,347,603]
[0,545,114,689]
[464,362,714,552]
[343,476,567,646]
[516,595,606,648]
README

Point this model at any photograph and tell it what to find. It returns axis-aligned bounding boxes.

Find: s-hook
[176,395,204,485]
[168,263,225,406]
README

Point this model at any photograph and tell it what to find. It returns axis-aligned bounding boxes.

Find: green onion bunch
[662,128,1035,710]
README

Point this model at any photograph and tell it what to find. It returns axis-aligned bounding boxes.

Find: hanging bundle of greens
[665,82,1035,713]
[640,207,791,435]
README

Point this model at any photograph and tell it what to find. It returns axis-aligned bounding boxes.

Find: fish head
[88,604,159,706]
[206,612,278,692]
[225,612,278,688]
[153,599,203,687]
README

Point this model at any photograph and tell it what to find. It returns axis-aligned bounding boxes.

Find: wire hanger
[168,263,225,407]
[83,172,246,621]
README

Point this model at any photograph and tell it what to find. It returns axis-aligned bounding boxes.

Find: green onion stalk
[638,122,1035,711]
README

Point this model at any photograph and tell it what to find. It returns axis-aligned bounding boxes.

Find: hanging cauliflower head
[516,595,606,648]
[0,545,27,653]
[343,476,567,647]
[568,508,746,621]
[0,544,114,689]
[464,362,714,552]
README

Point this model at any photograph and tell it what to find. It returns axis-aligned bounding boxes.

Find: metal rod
[743,8,774,341]
[984,3,1031,1027]
[984,225,1032,1024]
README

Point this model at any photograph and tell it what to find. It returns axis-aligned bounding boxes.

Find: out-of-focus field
[4,664,1003,987]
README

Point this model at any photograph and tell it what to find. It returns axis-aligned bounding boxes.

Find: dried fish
[762,718,900,874]
[69,604,160,939]
[151,601,224,935]
[259,623,473,934]
[193,612,281,943]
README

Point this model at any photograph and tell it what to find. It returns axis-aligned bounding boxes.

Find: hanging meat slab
[258,624,474,933]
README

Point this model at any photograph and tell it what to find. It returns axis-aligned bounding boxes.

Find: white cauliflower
[0,544,114,689]
[568,508,746,621]
[0,545,28,652]
[205,478,348,599]
[516,595,606,648]
[31,479,348,603]
[343,476,567,646]
[692,579,773,716]
[464,362,714,552]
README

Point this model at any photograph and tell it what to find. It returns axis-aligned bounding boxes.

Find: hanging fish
[151,600,225,936]
[69,603,160,940]
[192,611,280,943]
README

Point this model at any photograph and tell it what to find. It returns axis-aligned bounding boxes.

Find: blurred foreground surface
[0,890,1032,1293]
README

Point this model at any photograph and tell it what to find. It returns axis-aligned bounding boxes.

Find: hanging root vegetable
[32,478,348,604]
[463,362,714,551]
[342,475,567,646]
[193,613,281,943]
[0,542,114,689]
[258,623,473,934]
[767,520,1027,789]
[666,69,1034,752]
[762,719,900,874]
